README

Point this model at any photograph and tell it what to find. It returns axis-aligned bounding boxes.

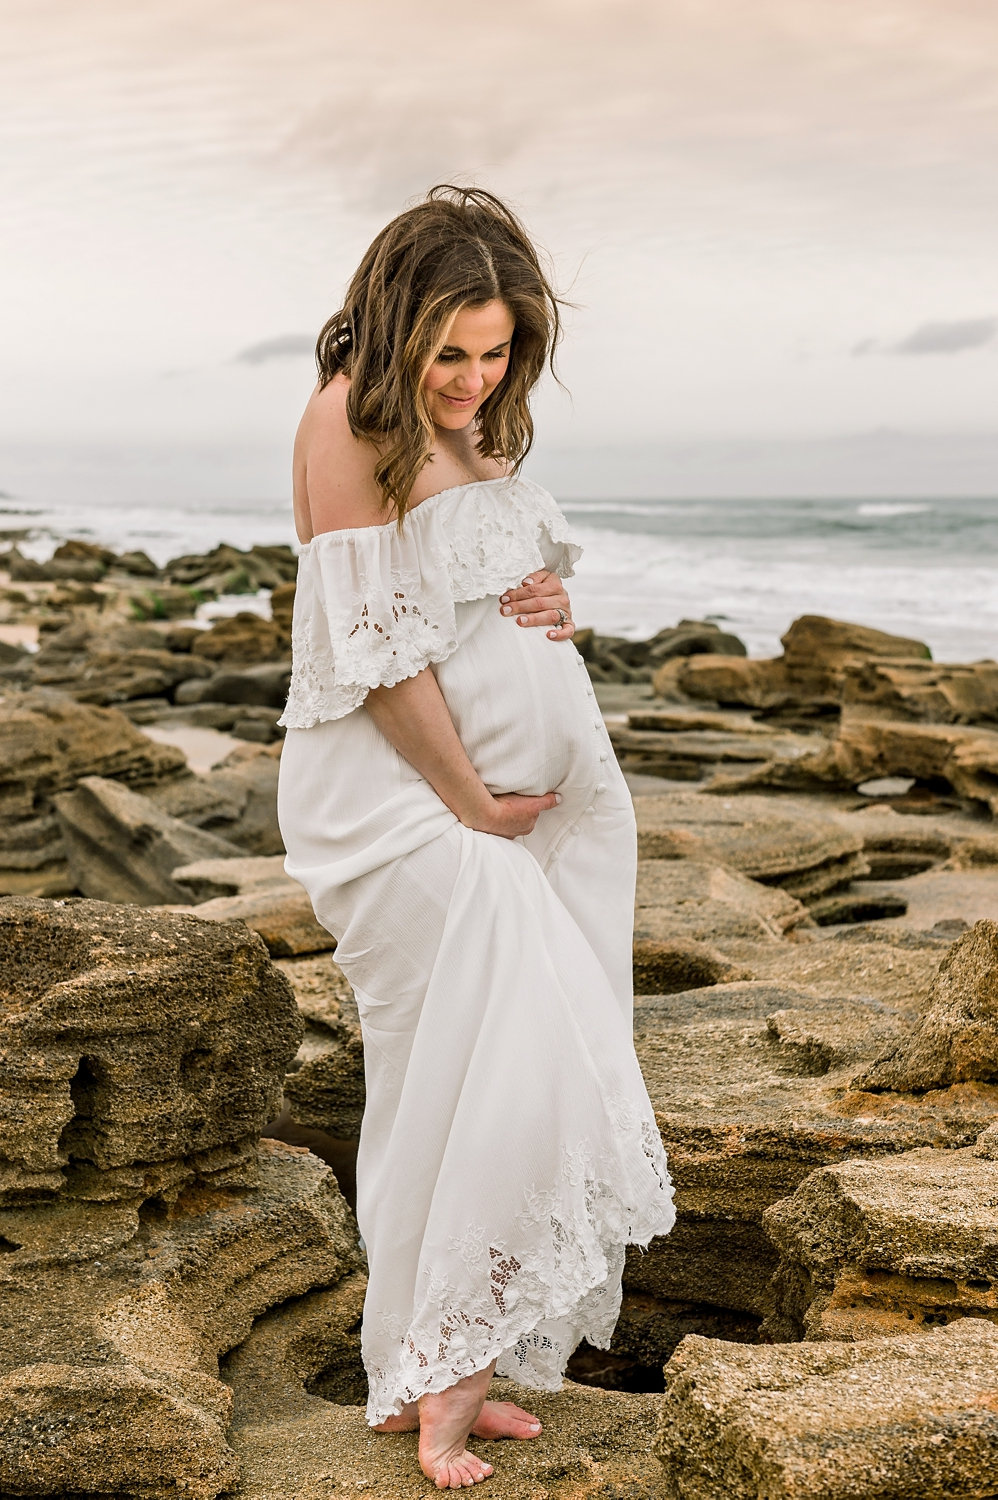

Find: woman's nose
[454,362,485,393]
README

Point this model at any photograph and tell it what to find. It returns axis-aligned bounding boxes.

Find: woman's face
[423,300,515,430]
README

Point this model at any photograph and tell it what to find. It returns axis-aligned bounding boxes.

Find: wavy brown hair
[315,185,565,527]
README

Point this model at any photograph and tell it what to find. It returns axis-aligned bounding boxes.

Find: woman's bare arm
[365,669,559,839]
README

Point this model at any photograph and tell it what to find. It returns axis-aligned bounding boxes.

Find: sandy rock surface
[635,860,812,944]
[656,1320,998,1500]
[54,774,244,904]
[856,919,998,1091]
[0,1146,360,1500]
[763,1142,998,1342]
[0,689,189,897]
[635,789,868,901]
[0,897,301,1204]
[227,1361,666,1500]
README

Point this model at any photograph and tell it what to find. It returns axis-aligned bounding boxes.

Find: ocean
[2,470,995,664]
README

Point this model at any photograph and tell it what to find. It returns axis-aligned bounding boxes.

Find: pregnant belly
[433,598,599,797]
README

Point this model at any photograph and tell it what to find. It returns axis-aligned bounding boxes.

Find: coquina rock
[762,1145,998,1343]
[854,919,998,1092]
[269,579,296,633]
[0,1143,361,1500]
[147,740,284,855]
[54,776,245,905]
[634,861,813,944]
[280,954,366,1138]
[655,1321,998,1500]
[165,542,297,597]
[635,791,868,905]
[171,855,335,955]
[611,718,820,781]
[653,613,933,713]
[725,713,998,815]
[841,656,998,724]
[174,660,292,709]
[624,972,998,1365]
[189,611,289,666]
[577,619,747,685]
[0,690,189,897]
[0,893,369,1500]
[0,896,302,1205]
[26,619,215,705]
[828,802,998,881]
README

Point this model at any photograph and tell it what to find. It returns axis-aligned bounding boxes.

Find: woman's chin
[430,400,481,430]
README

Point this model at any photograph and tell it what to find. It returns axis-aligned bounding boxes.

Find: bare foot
[374,1397,542,1440]
[471,1401,542,1440]
[373,1402,418,1433]
[418,1366,495,1489]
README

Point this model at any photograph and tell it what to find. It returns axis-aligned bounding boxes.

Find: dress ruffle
[278,477,582,728]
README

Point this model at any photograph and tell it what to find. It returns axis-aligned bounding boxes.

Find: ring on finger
[555,608,569,628]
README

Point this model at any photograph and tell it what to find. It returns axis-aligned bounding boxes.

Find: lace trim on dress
[363,1109,675,1425]
[278,477,583,730]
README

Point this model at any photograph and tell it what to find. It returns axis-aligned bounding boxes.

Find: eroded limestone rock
[26,619,214,705]
[165,543,297,598]
[855,919,998,1092]
[0,1144,360,1500]
[281,955,365,1139]
[611,721,821,781]
[147,740,284,855]
[54,775,244,905]
[0,690,189,897]
[634,861,812,944]
[173,854,292,902]
[654,614,932,714]
[175,660,292,710]
[656,1321,998,1500]
[0,897,301,1204]
[726,714,998,815]
[181,887,335,957]
[632,936,749,995]
[189,611,289,665]
[841,656,998,724]
[635,791,868,903]
[629,979,998,1326]
[762,1146,998,1343]
[828,802,998,881]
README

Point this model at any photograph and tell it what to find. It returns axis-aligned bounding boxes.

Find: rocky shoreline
[2,534,998,1498]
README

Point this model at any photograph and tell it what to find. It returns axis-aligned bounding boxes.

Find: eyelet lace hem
[363,1114,675,1425]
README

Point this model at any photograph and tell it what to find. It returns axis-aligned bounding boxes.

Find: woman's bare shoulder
[293,376,387,539]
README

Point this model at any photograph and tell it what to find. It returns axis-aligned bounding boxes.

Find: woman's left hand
[499,571,575,641]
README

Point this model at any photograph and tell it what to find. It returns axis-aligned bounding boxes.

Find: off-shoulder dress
[276,474,674,1425]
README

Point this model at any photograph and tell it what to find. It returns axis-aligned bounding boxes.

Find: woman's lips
[439,392,478,407]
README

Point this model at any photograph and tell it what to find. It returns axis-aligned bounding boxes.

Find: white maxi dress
[276,475,675,1424]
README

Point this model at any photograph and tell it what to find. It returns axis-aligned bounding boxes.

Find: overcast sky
[2,0,997,499]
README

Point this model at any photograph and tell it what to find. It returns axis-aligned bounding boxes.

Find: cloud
[232,334,314,366]
[855,317,997,357]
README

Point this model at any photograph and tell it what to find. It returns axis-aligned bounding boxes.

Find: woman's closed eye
[435,348,509,365]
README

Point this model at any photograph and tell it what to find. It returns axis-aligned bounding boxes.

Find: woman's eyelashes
[436,349,509,365]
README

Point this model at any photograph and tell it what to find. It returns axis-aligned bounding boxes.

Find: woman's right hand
[467,791,562,839]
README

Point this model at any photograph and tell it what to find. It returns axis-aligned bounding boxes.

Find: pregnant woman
[277,185,674,1490]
